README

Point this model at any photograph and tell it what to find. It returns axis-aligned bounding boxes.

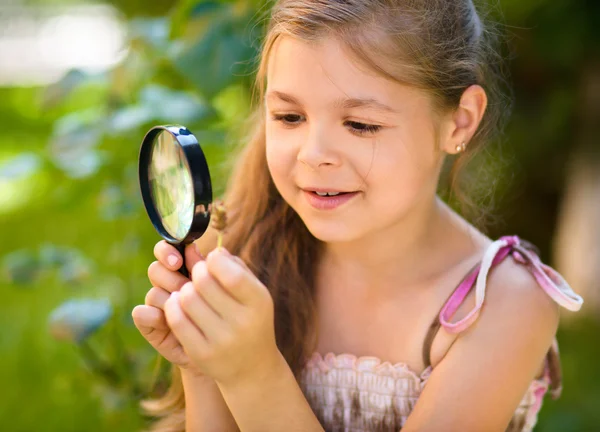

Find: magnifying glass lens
[148,131,195,241]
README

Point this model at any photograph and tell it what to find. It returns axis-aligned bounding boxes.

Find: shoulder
[480,248,560,340]
[441,238,561,342]
[402,241,561,431]
[440,240,562,391]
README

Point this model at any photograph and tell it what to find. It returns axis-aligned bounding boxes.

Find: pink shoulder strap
[439,235,583,334]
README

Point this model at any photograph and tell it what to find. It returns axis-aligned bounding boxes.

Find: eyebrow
[265,90,399,114]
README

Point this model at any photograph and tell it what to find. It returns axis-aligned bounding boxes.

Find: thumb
[184,241,205,273]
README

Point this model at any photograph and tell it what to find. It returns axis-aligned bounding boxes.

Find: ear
[439,84,488,154]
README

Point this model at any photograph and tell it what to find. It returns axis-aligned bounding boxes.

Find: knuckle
[144,288,156,305]
[147,260,159,276]
[166,311,183,329]
[179,283,196,307]
[145,287,166,307]
[191,261,209,284]
[164,299,182,326]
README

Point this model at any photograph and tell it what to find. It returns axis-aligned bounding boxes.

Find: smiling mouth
[301,188,358,196]
[311,191,350,197]
[301,189,360,210]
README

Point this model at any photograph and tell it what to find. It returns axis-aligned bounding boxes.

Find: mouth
[308,191,351,197]
[301,188,359,196]
[300,188,360,210]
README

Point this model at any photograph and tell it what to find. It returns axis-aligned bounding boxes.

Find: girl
[132,0,584,431]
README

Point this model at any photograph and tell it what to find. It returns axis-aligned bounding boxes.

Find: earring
[455,142,466,153]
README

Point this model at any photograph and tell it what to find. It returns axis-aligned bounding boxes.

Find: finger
[206,248,256,305]
[184,241,206,274]
[212,247,252,272]
[132,305,169,336]
[147,260,189,293]
[132,305,186,359]
[145,286,170,310]
[154,240,184,271]
[164,291,210,357]
[192,260,243,320]
[179,281,228,343]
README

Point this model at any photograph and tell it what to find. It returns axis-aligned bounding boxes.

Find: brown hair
[141,0,512,429]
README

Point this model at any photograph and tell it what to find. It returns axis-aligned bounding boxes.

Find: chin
[299,216,362,244]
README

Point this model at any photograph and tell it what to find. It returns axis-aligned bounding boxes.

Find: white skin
[265,35,489,294]
[134,34,560,432]
[263,35,559,431]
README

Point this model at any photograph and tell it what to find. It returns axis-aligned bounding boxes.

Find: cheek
[366,132,439,205]
[265,135,297,193]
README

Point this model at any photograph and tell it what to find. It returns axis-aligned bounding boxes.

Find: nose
[296,125,342,170]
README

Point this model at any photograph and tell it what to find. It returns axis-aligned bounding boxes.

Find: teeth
[315,191,341,196]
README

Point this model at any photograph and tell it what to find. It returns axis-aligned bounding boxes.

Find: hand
[132,240,206,377]
[163,247,282,387]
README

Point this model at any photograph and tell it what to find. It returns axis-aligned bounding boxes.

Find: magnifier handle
[174,243,190,278]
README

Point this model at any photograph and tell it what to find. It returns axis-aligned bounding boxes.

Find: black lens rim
[139,125,213,245]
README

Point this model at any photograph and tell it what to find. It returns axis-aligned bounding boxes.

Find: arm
[216,352,325,432]
[402,259,560,432]
[181,231,241,432]
[169,243,324,432]
[180,367,240,432]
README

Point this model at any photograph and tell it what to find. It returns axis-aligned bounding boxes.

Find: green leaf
[172,11,257,99]
[129,17,171,54]
[106,84,216,134]
[140,85,216,121]
[190,0,225,17]
[170,0,226,39]
[106,105,155,134]
[49,109,107,178]
[3,249,41,285]
[98,184,138,220]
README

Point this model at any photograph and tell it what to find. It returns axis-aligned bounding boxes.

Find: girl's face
[265,36,445,244]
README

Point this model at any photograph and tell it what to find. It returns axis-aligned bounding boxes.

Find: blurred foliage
[0,0,598,431]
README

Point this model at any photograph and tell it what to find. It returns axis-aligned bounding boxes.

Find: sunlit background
[0,0,598,431]
[0,3,126,86]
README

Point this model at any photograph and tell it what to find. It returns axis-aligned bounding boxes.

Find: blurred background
[0,0,598,430]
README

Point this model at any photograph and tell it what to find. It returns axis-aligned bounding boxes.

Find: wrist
[179,366,211,384]
[217,350,289,395]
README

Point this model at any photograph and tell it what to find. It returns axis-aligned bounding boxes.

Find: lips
[302,187,357,194]
[302,189,360,210]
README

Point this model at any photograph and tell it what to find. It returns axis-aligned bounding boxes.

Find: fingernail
[168,254,179,267]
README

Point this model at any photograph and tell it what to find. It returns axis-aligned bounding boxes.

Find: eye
[345,121,382,136]
[271,114,302,126]
[270,114,382,136]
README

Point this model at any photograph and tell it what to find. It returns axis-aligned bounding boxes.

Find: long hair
[141,0,512,429]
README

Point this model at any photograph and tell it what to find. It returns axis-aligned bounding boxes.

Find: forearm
[216,353,324,432]
[180,368,240,432]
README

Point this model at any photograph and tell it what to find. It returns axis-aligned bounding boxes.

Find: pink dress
[299,235,583,432]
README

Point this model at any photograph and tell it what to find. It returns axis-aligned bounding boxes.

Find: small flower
[210,199,227,248]
[49,298,112,343]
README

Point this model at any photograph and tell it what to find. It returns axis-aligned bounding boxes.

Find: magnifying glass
[138,125,213,278]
